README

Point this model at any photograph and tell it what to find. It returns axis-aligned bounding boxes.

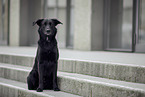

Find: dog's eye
[49,22,52,26]
[44,22,47,26]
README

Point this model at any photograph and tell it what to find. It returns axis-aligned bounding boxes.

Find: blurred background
[0,0,145,52]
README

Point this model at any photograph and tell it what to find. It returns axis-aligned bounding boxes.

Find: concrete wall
[91,0,104,50]
[74,0,104,51]
[27,0,43,46]
[20,0,29,46]
[9,0,20,46]
[74,0,92,50]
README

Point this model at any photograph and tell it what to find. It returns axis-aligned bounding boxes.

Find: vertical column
[74,0,92,50]
[9,0,20,46]
[74,0,104,51]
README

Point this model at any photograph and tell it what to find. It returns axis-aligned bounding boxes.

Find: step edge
[1,63,145,91]
[0,80,53,97]
[1,53,145,68]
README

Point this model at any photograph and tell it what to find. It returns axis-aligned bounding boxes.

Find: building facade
[0,0,145,52]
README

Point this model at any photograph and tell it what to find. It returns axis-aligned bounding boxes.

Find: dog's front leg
[53,62,60,91]
[37,63,44,92]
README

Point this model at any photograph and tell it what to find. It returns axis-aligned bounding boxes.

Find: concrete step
[0,77,81,97]
[1,63,145,97]
[0,53,145,84]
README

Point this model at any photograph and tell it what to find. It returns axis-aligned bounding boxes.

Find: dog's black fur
[27,19,62,92]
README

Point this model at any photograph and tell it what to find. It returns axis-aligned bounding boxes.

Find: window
[104,0,133,51]
[44,0,74,48]
[135,0,145,52]
[0,0,9,45]
[138,0,145,44]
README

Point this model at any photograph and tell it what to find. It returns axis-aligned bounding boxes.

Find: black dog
[27,19,62,92]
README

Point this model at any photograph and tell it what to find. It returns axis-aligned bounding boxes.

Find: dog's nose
[46,29,50,32]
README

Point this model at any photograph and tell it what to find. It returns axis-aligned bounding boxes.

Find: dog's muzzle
[45,29,51,35]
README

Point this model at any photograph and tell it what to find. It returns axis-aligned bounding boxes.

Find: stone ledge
[0,54,145,84]
[0,63,145,97]
[0,77,81,97]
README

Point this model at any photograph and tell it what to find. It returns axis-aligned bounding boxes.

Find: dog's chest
[38,39,58,61]
[39,39,56,49]
[39,50,57,61]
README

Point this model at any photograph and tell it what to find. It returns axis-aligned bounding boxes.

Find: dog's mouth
[44,29,51,36]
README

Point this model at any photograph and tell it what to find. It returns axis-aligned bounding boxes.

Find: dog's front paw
[37,87,43,92]
[54,87,60,91]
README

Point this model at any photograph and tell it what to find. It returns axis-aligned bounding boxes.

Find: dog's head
[33,19,62,41]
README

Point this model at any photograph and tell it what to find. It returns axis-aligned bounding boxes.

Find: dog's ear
[33,19,44,26]
[51,19,63,26]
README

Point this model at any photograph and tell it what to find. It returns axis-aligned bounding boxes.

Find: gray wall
[74,0,104,51]
[91,0,104,50]
[9,0,20,46]
[27,0,43,46]
[20,0,29,46]
[74,0,92,50]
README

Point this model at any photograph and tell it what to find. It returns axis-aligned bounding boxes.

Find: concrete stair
[0,51,145,97]
[0,53,145,84]
[0,54,82,97]
[0,77,81,97]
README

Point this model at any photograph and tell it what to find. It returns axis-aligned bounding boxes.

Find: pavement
[0,46,145,66]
